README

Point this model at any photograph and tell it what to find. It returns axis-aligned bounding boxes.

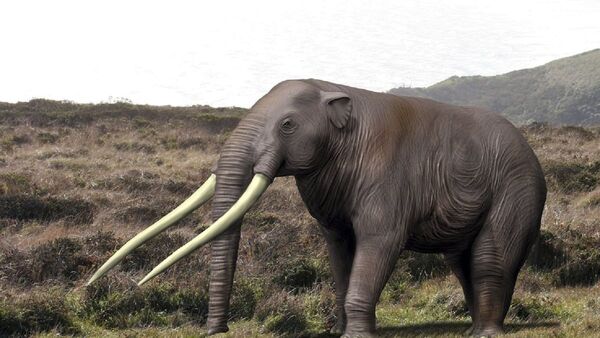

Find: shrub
[119,233,204,273]
[244,211,282,229]
[98,169,198,198]
[1,233,120,286]
[554,250,600,287]
[29,237,93,283]
[557,125,596,141]
[229,278,262,320]
[0,172,32,195]
[255,290,307,335]
[577,188,600,208]
[83,279,160,328]
[383,269,411,303]
[413,289,469,320]
[273,258,320,293]
[1,134,32,150]
[49,159,88,171]
[82,278,209,328]
[399,252,450,281]
[513,228,600,287]
[301,286,336,332]
[0,289,78,336]
[509,295,558,321]
[132,116,151,128]
[0,244,32,285]
[543,160,600,193]
[113,141,156,154]
[160,135,208,150]
[36,132,60,144]
[11,134,31,145]
[83,231,119,255]
[0,194,95,224]
[116,205,164,224]
[527,230,568,271]
[102,169,159,192]
[164,179,196,196]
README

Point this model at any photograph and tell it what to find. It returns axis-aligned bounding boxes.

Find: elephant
[88,79,547,337]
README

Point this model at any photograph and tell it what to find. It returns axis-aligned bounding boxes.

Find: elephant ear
[321,91,352,129]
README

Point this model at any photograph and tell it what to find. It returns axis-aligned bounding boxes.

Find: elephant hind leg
[468,227,513,337]
[469,186,543,337]
[445,250,475,334]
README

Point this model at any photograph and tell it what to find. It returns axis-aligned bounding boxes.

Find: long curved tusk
[86,174,217,285]
[137,174,271,286]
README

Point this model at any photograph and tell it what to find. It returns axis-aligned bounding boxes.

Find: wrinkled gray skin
[208,79,547,337]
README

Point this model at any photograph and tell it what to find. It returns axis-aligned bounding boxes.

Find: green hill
[389,49,600,125]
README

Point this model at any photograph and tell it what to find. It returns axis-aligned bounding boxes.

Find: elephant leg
[468,228,514,337]
[469,196,540,337]
[445,249,475,335]
[321,226,355,335]
[343,234,402,337]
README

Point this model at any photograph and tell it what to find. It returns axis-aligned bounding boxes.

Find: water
[1,0,599,108]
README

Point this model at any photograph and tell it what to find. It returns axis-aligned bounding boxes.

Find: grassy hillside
[1,100,600,337]
[389,49,600,125]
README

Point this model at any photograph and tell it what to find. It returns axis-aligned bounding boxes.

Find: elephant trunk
[86,110,275,334]
[207,114,264,334]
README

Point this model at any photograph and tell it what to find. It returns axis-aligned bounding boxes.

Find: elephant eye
[280,118,296,134]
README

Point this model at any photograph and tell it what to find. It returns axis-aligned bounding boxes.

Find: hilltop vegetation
[390,49,600,125]
[0,100,599,337]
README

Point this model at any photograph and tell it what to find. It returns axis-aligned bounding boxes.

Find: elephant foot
[207,324,229,336]
[464,325,473,336]
[470,325,504,337]
[331,325,345,335]
[330,318,346,335]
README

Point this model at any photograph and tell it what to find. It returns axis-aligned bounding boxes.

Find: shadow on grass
[378,321,560,337]
[305,321,560,337]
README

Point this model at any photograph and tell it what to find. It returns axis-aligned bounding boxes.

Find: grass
[0,99,599,337]
[0,288,79,336]
[389,49,600,125]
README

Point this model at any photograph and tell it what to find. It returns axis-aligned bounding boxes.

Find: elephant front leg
[321,226,355,335]
[343,234,402,337]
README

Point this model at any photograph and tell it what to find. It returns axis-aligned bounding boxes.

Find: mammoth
[88,79,547,337]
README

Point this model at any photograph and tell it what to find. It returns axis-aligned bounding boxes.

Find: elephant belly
[405,215,484,253]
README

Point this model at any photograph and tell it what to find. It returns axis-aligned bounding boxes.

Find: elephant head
[87,79,354,334]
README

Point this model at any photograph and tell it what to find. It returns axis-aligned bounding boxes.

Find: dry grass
[0,100,599,337]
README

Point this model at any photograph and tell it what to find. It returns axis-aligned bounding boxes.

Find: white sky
[1,0,599,107]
